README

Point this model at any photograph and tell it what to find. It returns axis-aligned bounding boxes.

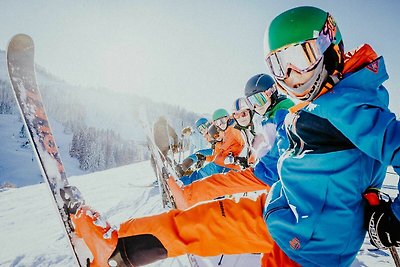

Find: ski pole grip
[363,188,380,206]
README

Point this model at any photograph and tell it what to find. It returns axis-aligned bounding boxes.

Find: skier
[261,6,400,266]
[71,6,400,267]
[181,125,209,155]
[179,108,245,185]
[194,117,213,143]
[177,118,214,176]
[230,97,257,168]
[168,74,294,208]
[209,108,245,169]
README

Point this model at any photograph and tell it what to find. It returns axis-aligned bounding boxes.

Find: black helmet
[244,73,275,97]
[244,74,278,112]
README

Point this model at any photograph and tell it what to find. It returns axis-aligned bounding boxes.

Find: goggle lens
[214,117,228,128]
[197,123,209,133]
[266,39,322,80]
[247,92,270,108]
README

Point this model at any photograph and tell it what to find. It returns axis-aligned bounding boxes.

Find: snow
[0,161,398,267]
[0,114,42,187]
[0,113,86,187]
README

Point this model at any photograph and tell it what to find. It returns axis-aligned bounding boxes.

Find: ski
[7,34,89,266]
[139,111,200,267]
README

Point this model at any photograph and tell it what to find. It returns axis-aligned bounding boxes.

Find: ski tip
[7,33,34,53]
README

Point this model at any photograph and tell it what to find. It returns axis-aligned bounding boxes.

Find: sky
[0,0,399,115]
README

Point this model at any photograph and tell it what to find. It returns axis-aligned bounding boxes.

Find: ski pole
[389,246,400,267]
[218,254,224,265]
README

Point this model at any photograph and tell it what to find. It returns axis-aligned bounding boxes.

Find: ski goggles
[247,92,271,109]
[214,116,229,128]
[197,122,210,134]
[265,38,323,80]
[233,109,250,119]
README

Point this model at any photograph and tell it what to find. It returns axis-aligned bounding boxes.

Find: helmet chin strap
[314,73,341,98]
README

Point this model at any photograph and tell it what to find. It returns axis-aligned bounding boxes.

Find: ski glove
[235,156,249,168]
[195,153,206,169]
[195,153,206,161]
[363,188,400,249]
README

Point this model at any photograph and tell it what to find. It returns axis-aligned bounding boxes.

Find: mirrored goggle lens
[266,39,322,79]
[214,117,228,127]
[247,92,270,108]
[233,110,250,119]
[197,123,208,133]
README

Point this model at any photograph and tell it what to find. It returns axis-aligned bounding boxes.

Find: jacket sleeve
[314,85,400,219]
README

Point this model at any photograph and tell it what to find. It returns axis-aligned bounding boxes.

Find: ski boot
[60,184,85,215]
[70,205,119,267]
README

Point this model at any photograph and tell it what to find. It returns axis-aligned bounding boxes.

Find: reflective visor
[197,123,209,134]
[265,39,323,80]
[247,92,270,109]
[214,116,228,128]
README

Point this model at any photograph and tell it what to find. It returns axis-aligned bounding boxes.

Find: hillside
[0,48,199,186]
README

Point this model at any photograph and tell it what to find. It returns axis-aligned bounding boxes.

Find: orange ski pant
[167,167,269,209]
[118,194,299,267]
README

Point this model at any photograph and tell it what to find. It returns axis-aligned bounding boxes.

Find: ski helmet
[265,6,344,101]
[195,117,210,134]
[195,117,208,128]
[245,74,278,113]
[212,108,229,121]
[244,73,275,97]
[232,97,251,112]
[232,97,253,127]
[181,126,193,136]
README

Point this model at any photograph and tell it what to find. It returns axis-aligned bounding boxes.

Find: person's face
[212,130,223,142]
[233,109,251,127]
[282,68,316,91]
[214,116,229,131]
[266,39,324,100]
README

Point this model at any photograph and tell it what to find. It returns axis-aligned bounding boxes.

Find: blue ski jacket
[264,54,400,267]
[253,98,293,186]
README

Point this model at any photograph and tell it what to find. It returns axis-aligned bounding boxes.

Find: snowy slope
[0,161,398,267]
[0,114,42,187]
[0,113,87,187]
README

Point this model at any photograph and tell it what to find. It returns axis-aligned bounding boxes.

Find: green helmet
[267,6,342,53]
[212,108,229,121]
[265,6,344,101]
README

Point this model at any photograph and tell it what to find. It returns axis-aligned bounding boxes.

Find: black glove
[363,188,400,249]
[195,153,206,161]
[234,156,249,168]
